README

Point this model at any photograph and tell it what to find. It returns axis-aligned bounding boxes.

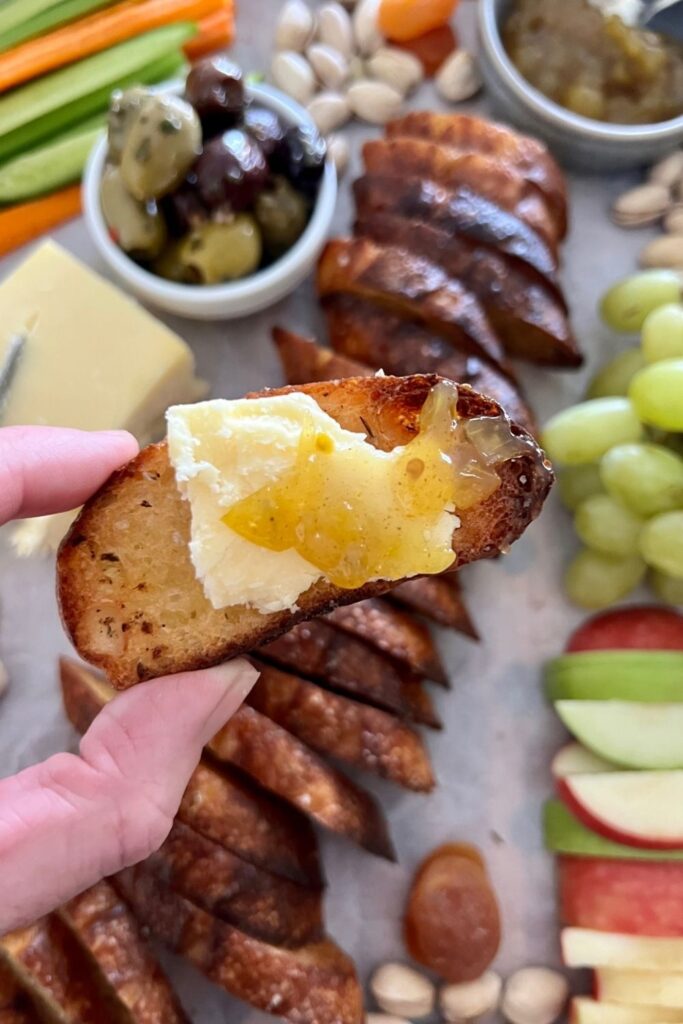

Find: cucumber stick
[0,0,68,38]
[0,0,116,53]
[0,118,104,203]
[0,26,192,161]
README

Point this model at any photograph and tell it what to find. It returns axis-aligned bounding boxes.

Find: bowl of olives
[83,57,337,320]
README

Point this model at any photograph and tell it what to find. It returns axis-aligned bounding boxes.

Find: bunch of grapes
[542,269,683,610]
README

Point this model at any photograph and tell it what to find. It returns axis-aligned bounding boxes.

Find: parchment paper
[0,4,661,1020]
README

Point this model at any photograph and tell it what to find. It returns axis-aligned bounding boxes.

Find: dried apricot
[396,24,459,77]
[404,844,501,983]
[379,0,459,44]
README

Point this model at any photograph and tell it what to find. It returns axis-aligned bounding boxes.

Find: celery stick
[0,23,195,139]
[0,48,186,162]
[0,0,68,38]
[0,0,116,53]
[0,118,104,202]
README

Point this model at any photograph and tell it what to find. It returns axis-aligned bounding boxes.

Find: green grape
[600,442,683,516]
[565,548,646,609]
[641,303,683,364]
[629,359,683,432]
[541,398,643,466]
[574,494,643,557]
[600,270,681,333]
[586,348,645,398]
[652,569,683,605]
[557,464,603,510]
[640,511,683,579]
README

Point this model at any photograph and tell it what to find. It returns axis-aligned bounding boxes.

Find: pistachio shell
[307,91,351,135]
[275,0,315,52]
[271,51,316,105]
[353,0,383,56]
[370,963,435,1019]
[317,2,354,59]
[665,203,683,234]
[366,46,424,96]
[649,150,683,189]
[612,182,670,228]
[347,78,403,124]
[440,973,502,1023]
[307,42,349,89]
[327,132,350,177]
[640,234,683,269]
[435,50,483,103]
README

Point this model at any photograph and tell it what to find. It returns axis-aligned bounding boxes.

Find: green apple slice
[552,741,617,778]
[546,651,683,702]
[556,700,683,769]
[543,801,683,861]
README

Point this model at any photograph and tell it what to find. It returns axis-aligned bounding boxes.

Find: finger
[0,659,258,933]
[0,426,138,525]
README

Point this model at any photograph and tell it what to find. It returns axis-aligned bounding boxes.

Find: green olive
[107,87,152,164]
[254,176,308,257]
[152,240,189,283]
[177,215,262,284]
[100,164,166,259]
[120,94,202,202]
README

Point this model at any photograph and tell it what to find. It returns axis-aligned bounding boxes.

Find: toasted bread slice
[0,1008,40,1024]
[387,112,568,237]
[145,821,324,948]
[249,660,435,791]
[363,139,559,250]
[273,326,373,384]
[58,881,189,1024]
[115,866,363,1024]
[324,599,447,685]
[0,968,18,1012]
[356,214,581,368]
[59,658,323,886]
[390,575,479,638]
[353,175,559,282]
[321,297,537,434]
[261,620,441,727]
[58,376,551,688]
[317,241,509,373]
[208,704,395,859]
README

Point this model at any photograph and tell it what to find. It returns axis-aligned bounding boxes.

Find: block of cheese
[0,241,205,554]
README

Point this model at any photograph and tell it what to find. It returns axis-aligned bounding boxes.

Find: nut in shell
[347,78,403,124]
[270,51,316,105]
[640,234,683,269]
[665,203,683,234]
[353,0,383,56]
[649,150,683,189]
[612,182,670,228]
[366,1017,411,1024]
[440,972,503,1022]
[435,50,483,103]
[327,133,350,177]
[275,0,315,52]
[307,43,349,89]
[317,2,354,59]
[502,968,569,1024]
[367,46,424,96]
[370,963,435,1020]
[307,92,351,135]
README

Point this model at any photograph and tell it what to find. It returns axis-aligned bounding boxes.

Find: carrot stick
[0,0,219,93]
[184,4,234,59]
[0,184,81,258]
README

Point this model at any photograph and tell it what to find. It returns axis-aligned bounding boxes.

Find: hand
[0,427,258,935]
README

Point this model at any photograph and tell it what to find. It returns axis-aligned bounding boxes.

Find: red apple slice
[559,772,683,850]
[562,928,683,970]
[596,967,683,1009]
[572,996,683,1023]
[552,743,616,779]
[559,857,683,937]
[567,608,683,653]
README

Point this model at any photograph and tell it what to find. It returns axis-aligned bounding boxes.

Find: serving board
[0,3,663,1020]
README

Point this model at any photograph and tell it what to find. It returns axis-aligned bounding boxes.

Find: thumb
[0,660,258,934]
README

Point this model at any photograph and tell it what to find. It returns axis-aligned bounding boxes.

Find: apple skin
[596,967,683,1010]
[545,800,683,862]
[556,701,683,770]
[559,773,683,851]
[559,856,683,936]
[571,996,683,1023]
[567,607,683,652]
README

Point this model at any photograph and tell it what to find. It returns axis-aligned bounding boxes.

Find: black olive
[185,56,245,136]
[270,123,326,200]
[242,105,285,159]
[162,178,208,236]
[194,129,269,211]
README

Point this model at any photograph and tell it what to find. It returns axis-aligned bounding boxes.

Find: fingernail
[213,659,259,702]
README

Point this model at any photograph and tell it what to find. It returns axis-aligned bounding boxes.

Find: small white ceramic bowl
[479,0,683,172]
[83,82,337,320]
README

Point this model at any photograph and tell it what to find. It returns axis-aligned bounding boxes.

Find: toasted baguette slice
[363,139,559,250]
[58,880,189,1024]
[115,866,363,1024]
[145,820,324,948]
[0,1007,40,1024]
[249,660,435,791]
[261,620,441,727]
[386,112,568,237]
[59,658,323,886]
[208,704,395,859]
[0,967,18,1012]
[324,599,447,685]
[58,376,551,688]
[317,241,509,373]
[273,326,373,384]
[390,575,479,638]
[356,214,580,368]
[320,297,537,434]
[355,173,558,281]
